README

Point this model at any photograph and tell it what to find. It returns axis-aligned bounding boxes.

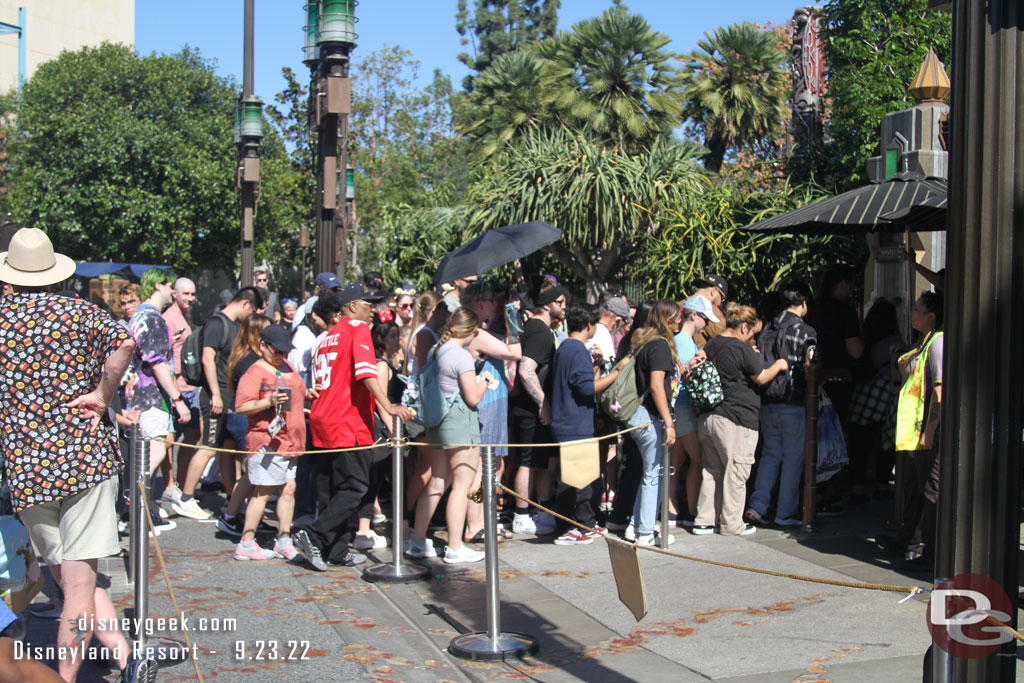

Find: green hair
[139,268,176,301]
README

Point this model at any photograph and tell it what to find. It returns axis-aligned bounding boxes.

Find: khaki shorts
[19,476,121,565]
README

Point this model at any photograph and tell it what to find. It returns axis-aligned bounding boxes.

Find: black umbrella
[433,220,562,288]
[879,189,948,232]
[743,172,947,235]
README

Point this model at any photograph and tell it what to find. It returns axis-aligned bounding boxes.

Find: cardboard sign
[606,537,647,622]
[559,439,600,489]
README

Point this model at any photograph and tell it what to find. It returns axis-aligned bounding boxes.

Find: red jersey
[310,317,379,448]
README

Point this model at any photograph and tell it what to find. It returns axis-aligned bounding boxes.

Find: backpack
[401,345,459,429]
[758,315,799,403]
[686,359,724,413]
[180,312,230,388]
[598,337,667,423]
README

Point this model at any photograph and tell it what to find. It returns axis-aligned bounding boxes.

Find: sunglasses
[398,303,414,309]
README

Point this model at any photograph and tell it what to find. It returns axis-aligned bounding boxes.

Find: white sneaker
[624,524,636,542]
[157,506,169,520]
[352,530,388,550]
[172,498,212,520]
[635,532,675,546]
[160,483,183,505]
[404,539,438,559]
[511,514,536,534]
[444,544,485,564]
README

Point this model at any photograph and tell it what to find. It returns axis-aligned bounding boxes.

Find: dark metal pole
[242,0,254,98]
[238,0,259,287]
[802,346,818,531]
[933,1,1023,681]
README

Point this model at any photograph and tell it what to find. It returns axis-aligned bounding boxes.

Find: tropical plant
[679,22,790,174]
[467,127,708,301]
[536,7,683,152]
[455,0,560,91]
[374,203,470,291]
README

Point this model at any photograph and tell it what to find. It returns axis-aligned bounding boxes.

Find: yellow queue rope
[157,421,652,455]
[137,483,206,683]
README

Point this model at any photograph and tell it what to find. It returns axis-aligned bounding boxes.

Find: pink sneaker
[233,542,276,561]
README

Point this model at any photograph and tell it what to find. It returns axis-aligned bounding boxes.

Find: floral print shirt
[0,293,129,511]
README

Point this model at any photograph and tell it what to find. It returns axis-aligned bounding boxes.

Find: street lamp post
[237,0,262,287]
[305,1,356,280]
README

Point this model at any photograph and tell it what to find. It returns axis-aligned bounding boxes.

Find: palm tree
[468,127,708,300]
[679,22,790,174]
[535,8,683,152]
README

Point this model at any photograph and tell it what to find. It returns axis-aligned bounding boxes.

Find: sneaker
[534,513,556,536]
[744,508,764,525]
[274,537,305,563]
[624,524,637,542]
[326,551,368,567]
[157,506,169,520]
[554,529,594,546]
[444,544,485,564]
[677,512,696,528]
[160,483,183,505]
[404,539,438,559]
[217,514,243,538]
[172,498,212,520]
[118,520,129,535]
[775,516,802,527]
[738,523,757,536]
[691,525,716,535]
[511,513,537,534]
[371,512,387,525]
[587,525,608,537]
[352,530,388,550]
[636,532,675,546]
[120,653,158,683]
[292,530,327,572]
[233,542,276,561]
[152,518,176,532]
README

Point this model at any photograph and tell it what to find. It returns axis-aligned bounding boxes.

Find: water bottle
[275,370,291,411]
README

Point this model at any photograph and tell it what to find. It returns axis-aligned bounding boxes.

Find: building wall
[0,0,134,94]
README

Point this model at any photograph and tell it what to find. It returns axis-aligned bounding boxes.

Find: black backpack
[758,315,798,403]
[180,312,230,388]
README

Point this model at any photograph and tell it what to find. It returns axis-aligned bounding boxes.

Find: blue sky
[136,1,804,104]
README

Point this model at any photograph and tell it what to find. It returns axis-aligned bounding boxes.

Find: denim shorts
[674,393,698,436]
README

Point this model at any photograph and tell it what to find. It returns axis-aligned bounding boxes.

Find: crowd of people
[0,227,947,681]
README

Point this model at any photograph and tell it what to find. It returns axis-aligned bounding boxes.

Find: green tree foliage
[455,0,560,91]
[467,127,708,301]
[536,8,682,152]
[375,202,469,292]
[462,50,551,157]
[9,43,296,272]
[679,22,790,174]
[816,0,951,189]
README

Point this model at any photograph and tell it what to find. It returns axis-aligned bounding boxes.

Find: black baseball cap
[337,283,385,307]
[260,324,293,353]
[694,274,729,300]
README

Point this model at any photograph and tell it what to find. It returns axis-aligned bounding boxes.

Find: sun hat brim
[0,251,77,287]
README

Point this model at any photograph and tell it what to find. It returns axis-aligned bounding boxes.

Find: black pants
[300,447,374,563]
[608,431,642,526]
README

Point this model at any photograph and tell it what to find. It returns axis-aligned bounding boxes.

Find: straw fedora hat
[0,228,76,287]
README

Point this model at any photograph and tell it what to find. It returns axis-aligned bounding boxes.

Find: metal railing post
[449,445,538,661]
[802,346,818,532]
[659,441,671,549]
[363,416,429,583]
[132,425,150,651]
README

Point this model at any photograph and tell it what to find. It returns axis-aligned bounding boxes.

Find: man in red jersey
[292,285,413,570]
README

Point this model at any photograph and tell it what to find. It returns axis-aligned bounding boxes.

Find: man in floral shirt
[0,228,154,682]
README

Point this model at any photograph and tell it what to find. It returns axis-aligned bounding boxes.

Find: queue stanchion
[127,424,139,585]
[659,440,671,549]
[131,431,188,666]
[363,416,430,583]
[449,444,538,661]
[802,346,818,532]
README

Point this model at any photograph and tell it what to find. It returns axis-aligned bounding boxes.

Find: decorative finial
[910,48,951,104]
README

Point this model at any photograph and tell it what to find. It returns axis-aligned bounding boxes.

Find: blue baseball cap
[683,294,720,323]
[315,272,340,290]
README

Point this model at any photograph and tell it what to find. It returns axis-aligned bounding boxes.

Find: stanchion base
[448,632,538,661]
[362,562,431,584]
[137,637,190,667]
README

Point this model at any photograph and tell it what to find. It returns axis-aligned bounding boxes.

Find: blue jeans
[750,404,806,521]
[627,406,665,536]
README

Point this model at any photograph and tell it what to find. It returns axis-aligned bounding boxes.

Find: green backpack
[598,338,667,423]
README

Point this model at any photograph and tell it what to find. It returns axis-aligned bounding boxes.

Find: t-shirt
[309,317,378,447]
[235,359,307,456]
[231,352,259,393]
[511,317,556,412]
[435,342,475,399]
[587,323,616,374]
[705,335,764,430]
[162,303,194,393]
[813,298,861,372]
[634,337,676,416]
[674,331,699,403]
[127,303,173,413]
[201,312,240,400]
[265,290,281,319]
[288,324,318,385]
[549,338,596,442]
